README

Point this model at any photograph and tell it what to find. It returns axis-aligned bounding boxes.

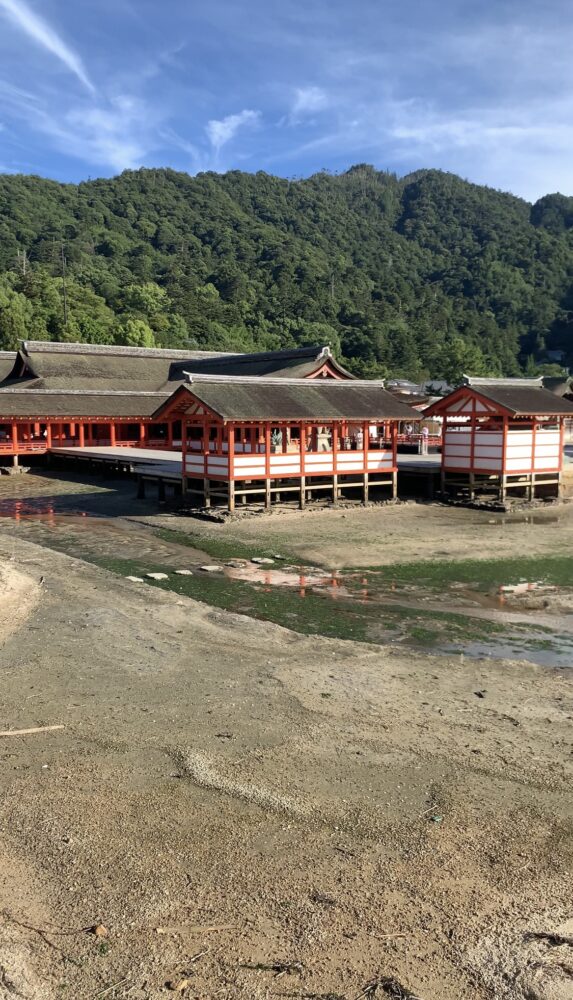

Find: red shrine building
[425,376,573,501]
[151,375,417,509]
[0,341,355,460]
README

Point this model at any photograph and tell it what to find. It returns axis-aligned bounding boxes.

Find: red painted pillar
[139,422,146,446]
[167,421,174,450]
[11,422,18,454]
[109,422,116,447]
[78,424,85,448]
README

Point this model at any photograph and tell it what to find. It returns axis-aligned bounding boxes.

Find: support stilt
[363,472,369,504]
[228,481,235,512]
[203,478,211,508]
[299,476,306,509]
[332,474,338,505]
[469,473,475,501]
[392,470,398,500]
[265,479,271,509]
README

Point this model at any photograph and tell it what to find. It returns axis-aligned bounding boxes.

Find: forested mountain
[1,165,572,380]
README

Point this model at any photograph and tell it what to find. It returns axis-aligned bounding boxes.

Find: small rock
[146,572,169,581]
[91,924,108,938]
[126,575,145,583]
[174,569,193,576]
[166,978,191,992]
[199,565,223,572]
[251,557,274,565]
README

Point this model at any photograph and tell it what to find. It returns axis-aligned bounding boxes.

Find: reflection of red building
[425,377,573,500]
[0,341,356,461]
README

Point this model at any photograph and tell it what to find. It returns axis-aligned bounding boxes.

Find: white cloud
[206,109,261,152]
[0,83,161,172]
[0,0,94,92]
[292,85,328,116]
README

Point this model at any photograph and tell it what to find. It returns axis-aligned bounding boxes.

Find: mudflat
[0,470,571,999]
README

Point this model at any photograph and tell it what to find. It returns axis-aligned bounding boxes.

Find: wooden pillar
[228,422,235,512]
[264,424,271,509]
[469,400,476,500]
[363,420,369,504]
[441,416,447,494]
[500,417,508,502]
[332,421,338,504]
[391,422,398,499]
[46,423,52,449]
[181,419,188,494]
[529,420,537,501]
[299,421,306,509]
[78,423,85,448]
[109,422,116,447]
[11,422,18,455]
[139,422,146,446]
[167,421,174,450]
[558,418,565,499]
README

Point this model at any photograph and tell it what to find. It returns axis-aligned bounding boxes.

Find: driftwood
[0,724,65,737]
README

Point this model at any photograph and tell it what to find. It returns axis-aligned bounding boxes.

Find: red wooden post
[167,421,174,449]
[227,421,235,511]
[202,420,209,476]
[501,416,508,501]
[181,418,187,488]
[11,422,18,454]
[46,423,52,448]
[109,422,116,447]
[264,423,271,508]
[332,420,338,472]
[78,423,85,448]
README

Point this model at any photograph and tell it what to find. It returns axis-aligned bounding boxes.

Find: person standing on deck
[419,425,429,455]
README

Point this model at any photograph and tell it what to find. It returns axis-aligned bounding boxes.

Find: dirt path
[0,528,571,999]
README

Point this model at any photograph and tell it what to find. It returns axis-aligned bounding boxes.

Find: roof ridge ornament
[463,374,544,388]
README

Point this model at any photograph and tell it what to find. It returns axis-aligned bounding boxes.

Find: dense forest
[0,165,573,380]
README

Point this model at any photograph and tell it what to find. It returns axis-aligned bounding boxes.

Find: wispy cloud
[292,85,328,117]
[206,109,261,153]
[0,0,94,92]
[0,83,162,172]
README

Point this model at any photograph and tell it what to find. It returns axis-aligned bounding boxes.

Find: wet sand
[0,470,572,998]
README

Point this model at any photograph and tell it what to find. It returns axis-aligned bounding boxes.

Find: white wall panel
[473,457,502,470]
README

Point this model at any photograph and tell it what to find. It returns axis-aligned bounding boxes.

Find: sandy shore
[0,516,571,999]
[149,499,573,569]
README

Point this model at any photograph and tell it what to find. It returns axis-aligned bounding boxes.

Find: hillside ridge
[0,165,572,380]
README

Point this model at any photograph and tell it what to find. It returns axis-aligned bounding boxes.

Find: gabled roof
[152,375,419,422]
[426,376,573,417]
[8,340,233,392]
[2,341,351,393]
[0,351,17,385]
[163,345,353,385]
[0,389,168,418]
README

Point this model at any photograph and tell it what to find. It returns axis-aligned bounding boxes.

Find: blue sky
[0,0,571,200]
